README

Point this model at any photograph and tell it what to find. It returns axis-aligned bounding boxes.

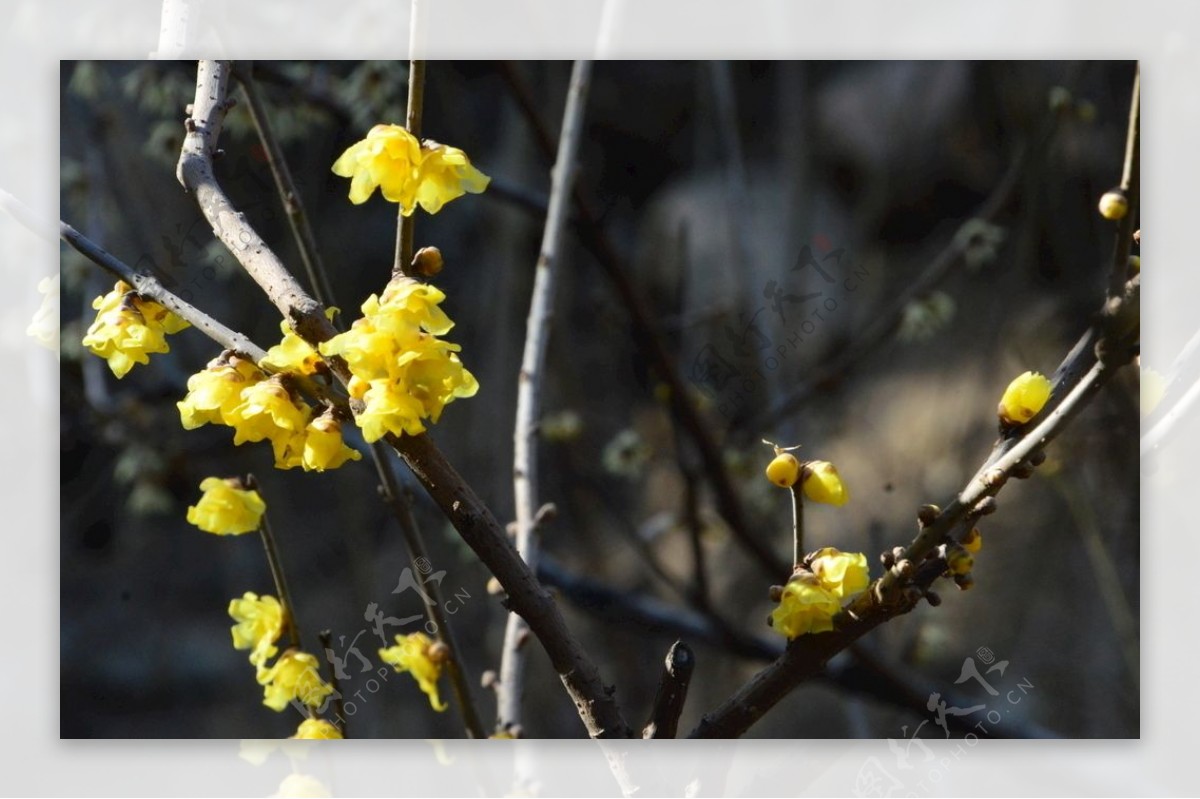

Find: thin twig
[498,60,789,581]
[790,483,804,569]
[249,489,303,651]
[236,63,339,311]
[497,59,593,736]
[1108,64,1140,300]
[642,641,695,739]
[59,221,267,361]
[367,445,486,738]
[318,630,348,737]
[394,58,425,277]
[177,59,630,739]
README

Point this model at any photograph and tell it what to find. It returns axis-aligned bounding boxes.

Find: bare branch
[642,641,695,739]
[59,220,266,362]
[498,59,593,736]
[1107,64,1140,300]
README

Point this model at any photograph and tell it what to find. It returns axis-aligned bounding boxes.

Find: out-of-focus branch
[1108,64,1139,300]
[642,641,694,739]
[177,59,630,739]
[498,59,593,735]
[59,221,266,362]
[498,60,789,581]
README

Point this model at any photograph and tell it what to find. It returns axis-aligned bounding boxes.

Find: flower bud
[801,460,849,506]
[962,527,983,554]
[1098,190,1129,220]
[412,246,444,277]
[946,546,974,575]
[998,370,1052,425]
[765,452,801,488]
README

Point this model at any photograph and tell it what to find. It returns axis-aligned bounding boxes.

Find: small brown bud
[412,246,444,277]
[1012,461,1035,479]
[924,590,942,607]
[427,641,450,664]
[954,573,975,591]
[896,559,915,579]
[917,504,941,526]
[880,551,896,568]
[768,584,785,602]
[974,497,998,516]
[1029,449,1047,466]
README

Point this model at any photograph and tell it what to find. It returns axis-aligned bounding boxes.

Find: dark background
[59,60,1139,738]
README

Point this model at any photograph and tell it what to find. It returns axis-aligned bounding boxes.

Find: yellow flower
[808,547,870,599]
[178,355,267,429]
[998,370,1053,425]
[946,548,974,575]
[320,277,478,442]
[332,124,423,209]
[261,320,325,376]
[413,140,491,214]
[291,719,343,740]
[330,125,490,215]
[301,413,362,472]
[379,632,448,712]
[186,476,266,535]
[1098,190,1128,220]
[229,592,284,669]
[231,376,313,447]
[258,650,334,712]
[765,452,801,488]
[81,281,189,378]
[802,461,849,506]
[769,573,841,638]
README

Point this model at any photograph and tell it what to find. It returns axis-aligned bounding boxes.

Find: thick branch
[642,641,694,739]
[498,59,593,735]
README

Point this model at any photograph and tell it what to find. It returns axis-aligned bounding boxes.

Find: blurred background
[59,60,1139,739]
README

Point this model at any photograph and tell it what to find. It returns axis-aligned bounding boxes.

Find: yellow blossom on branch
[186,476,266,535]
[228,592,284,669]
[769,573,841,638]
[808,547,870,599]
[81,280,189,378]
[320,277,478,442]
[379,632,448,712]
[331,124,489,215]
[257,650,334,712]
[998,370,1052,425]
[177,354,267,429]
[291,719,343,740]
[300,413,362,472]
[801,461,849,506]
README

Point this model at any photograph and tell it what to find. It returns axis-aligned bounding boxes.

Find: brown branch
[394,58,425,278]
[642,641,694,739]
[498,60,789,581]
[176,60,630,739]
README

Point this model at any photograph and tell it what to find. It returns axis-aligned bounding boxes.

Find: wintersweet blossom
[82,280,189,377]
[177,355,267,430]
[228,592,284,669]
[331,124,489,215]
[257,650,334,712]
[379,632,448,712]
[801,461,849,506]
[291,718,343,739]
[998,371,1052,425]
[808,547,870,599]
[769,573,841,638]
[319,277,478,442]
[300,413,362,472]
[186,477,266,535]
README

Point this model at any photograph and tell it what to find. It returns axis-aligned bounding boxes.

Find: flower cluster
[82,280,189,378]
[379,632,448,712]
[186,477,266,535]
[177,352,360,471]
[227,592,332,711]
[257,649,335,712]
[770,548,870,639]
[320,277,479,441]
[331,124,490,215]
